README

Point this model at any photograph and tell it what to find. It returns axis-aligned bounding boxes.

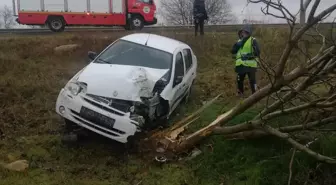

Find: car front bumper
[55,88,139,143]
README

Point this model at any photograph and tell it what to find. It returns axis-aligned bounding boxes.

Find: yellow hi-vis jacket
[235,36,258,68]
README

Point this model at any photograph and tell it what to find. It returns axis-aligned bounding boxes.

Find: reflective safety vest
[235,36,258,68]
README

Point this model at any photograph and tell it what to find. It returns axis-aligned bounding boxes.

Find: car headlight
[129,106,135,113]
[67,82,80,96]
[66,82,87,96]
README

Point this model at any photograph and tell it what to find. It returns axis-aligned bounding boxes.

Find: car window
[94,40,173,70]
[182,49,193,72]
[174,52,185,78]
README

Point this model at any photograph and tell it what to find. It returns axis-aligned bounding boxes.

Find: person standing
[193,0,208,36]
[231,24,260,97]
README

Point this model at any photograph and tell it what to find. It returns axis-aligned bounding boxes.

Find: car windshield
[94,40,173,70]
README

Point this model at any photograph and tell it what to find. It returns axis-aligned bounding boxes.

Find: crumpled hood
[77,63,169,101]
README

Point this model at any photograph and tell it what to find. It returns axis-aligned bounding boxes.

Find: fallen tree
[148,0,336,164]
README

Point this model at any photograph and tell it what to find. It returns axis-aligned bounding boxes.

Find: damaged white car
[55,33,197,143]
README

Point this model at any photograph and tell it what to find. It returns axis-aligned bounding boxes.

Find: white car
[55,33,197,143]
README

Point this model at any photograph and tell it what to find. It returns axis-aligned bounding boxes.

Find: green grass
[1,105,336,185]
[0,30,336,185]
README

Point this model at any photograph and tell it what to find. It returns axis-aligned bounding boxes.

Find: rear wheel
[184,86,192,104]
[183,82,194,104]
[47,17,65,32]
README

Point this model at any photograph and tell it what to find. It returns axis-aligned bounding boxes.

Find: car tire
[184,86,192,104]
[160,115,170,129]
[47,17,65,32]
[125,135,136,150]
[64,119,77,133]
[129,15,144,30]
[183,82,194,104]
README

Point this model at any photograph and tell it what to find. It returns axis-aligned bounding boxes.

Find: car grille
[85,94,133,113]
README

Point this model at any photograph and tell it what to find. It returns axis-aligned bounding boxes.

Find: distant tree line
[0,5,15,29]
[0,5,45,29]
[159,0,238,25]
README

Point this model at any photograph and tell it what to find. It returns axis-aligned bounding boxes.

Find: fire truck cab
[12,0,157,32]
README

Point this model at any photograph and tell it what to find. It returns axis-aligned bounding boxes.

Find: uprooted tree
[148,0,336,164]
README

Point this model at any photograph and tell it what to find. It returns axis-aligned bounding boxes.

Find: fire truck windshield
[138,0,154,5]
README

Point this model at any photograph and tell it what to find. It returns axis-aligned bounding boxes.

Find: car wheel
[47,17,65,32]
[64,119,77,133]
[125,135,136,151]
[160,115,170,129]
[183,82,194,104]
[185,86,192,104]
[129,15,144,30]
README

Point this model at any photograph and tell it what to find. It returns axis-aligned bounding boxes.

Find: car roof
[120,33,189,54]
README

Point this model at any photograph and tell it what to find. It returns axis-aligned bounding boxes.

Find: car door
[170,51,186,112]
[182,48,195,91]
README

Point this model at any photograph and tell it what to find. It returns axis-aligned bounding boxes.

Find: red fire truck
[12,0,157,32]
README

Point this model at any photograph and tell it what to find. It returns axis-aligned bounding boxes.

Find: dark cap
[238,24,253,37]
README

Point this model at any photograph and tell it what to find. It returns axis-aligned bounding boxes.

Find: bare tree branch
[303,0,313,10]
[307,0,321,23]
[150,0,336,165]
[288,148,296,185]
[262,125,336,163]
[213,116,336,136]
[0,5,15,29]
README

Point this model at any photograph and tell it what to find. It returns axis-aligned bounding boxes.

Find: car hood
[77,63,169,101]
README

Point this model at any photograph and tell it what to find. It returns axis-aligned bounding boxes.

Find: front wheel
[63,119,77,133]
[129,16,144,30]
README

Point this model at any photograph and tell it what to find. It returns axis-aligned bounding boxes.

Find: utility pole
[12,0,16,16]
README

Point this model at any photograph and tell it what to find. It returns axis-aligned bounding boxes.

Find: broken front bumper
[55,88,139,143]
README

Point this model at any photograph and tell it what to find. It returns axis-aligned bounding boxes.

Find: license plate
[80,107,115,129]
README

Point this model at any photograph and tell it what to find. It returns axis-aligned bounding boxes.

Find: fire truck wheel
[130,16,144,30]
[47,17,65,32]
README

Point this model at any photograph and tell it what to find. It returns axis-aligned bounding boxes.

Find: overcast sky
[2,0,336,24]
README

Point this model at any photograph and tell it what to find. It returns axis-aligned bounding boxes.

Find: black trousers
[194,18,204,36]
[236,71,257,95]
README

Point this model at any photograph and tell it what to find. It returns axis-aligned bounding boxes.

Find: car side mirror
[88,51,97,62]
[174,75,183,86]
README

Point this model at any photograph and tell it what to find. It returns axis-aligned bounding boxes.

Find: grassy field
[0,29,336,185]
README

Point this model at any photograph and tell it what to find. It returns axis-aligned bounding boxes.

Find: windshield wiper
[96,58,110,64]
[104,48,134,61]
